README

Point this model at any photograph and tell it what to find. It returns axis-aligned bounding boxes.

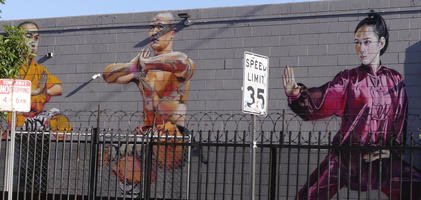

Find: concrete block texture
[309,1,330,12]
[2,3,420,196]
[368,0,391,9]
[0,0,416,117]
[389,18,411,30]
[390,0,412,7]
[328,0,351,11]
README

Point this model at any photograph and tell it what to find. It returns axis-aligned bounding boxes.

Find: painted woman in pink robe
[282,12,421,200]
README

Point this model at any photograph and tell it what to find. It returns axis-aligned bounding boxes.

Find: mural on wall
[4,22,71,135]
[102,12,195,196]
[282,12,421,199]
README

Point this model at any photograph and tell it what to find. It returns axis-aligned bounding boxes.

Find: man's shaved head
[151,12,176,25]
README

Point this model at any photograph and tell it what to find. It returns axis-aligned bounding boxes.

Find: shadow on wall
[404,40,421,170]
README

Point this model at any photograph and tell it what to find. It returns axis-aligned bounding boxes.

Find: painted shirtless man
[103,12,195,195]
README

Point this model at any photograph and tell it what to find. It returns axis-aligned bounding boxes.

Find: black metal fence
[0,111,421,199]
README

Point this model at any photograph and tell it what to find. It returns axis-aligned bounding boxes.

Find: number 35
[246,86,264,108]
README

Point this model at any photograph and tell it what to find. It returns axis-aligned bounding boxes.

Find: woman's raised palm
[282,66,301,96]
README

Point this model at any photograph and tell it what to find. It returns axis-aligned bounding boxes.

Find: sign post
[0,79,31,200]
[242,52,269,200]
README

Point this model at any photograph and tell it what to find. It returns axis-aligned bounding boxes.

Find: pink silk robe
[288,65,421,199]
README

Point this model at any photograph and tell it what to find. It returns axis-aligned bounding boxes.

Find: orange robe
[8,59,62,127]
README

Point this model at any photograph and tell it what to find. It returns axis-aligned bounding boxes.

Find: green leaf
[0,25,32,79]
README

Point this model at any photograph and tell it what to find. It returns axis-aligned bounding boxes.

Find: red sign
[0,79,31,112]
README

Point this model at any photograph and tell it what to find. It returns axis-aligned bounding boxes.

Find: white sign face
[242,52,269,116]
[0,79,31,112]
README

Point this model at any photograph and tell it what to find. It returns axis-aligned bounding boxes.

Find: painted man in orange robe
[7,22,64,131]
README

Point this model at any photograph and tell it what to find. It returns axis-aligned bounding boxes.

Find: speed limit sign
[242,51,269,116]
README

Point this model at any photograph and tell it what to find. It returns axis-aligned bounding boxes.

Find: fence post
[144,131,153,200]
[143,111,157,199]
[88,127,99,200]
[269,140,277,200]
[88,105,100,200]
[268,110,284,199]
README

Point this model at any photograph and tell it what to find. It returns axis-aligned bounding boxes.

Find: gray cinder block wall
[1,0,420,117]
[1,0,421,199]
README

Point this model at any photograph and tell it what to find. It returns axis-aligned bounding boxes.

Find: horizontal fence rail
[0,111,420,199]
